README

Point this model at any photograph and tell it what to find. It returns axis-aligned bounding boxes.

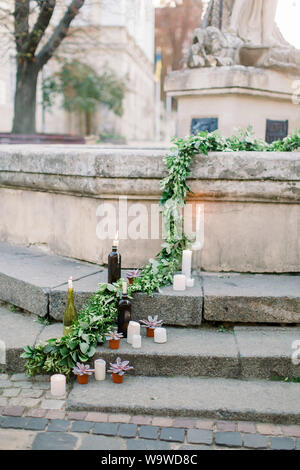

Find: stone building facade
[0,0,155,141]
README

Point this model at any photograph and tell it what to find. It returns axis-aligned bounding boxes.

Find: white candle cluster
[127,321,140,344]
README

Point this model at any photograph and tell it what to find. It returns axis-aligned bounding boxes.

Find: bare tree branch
[26,0,56,54]
[36,0,85,69]
[14,0,30,53]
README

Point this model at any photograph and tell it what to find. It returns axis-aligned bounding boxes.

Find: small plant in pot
[140,315,163,337]
[73,362,94,384]
[126,269,141,285]
[108,357,134,384]
[106,330,124,350]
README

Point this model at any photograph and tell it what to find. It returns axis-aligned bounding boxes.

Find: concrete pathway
[0,373,300,450]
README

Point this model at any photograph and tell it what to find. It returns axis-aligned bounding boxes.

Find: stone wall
[0,145,300,272]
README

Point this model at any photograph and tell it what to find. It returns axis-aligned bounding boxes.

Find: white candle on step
[51,374,66,397]
[154,328,167,344]
[94,359,106,381]
[127,321,140,344]
[186,278,195,288]
[182,250,192,279]
[132,334,142,349]
[173,274,186,291]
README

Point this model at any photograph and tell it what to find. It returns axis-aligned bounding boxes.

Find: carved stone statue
[185,0,300,73]
[229,0,279,46]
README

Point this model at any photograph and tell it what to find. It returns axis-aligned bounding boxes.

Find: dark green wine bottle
[63,277,78,336]
[118,282,131,338]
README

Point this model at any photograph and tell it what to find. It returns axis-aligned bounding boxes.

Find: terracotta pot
[147,327,155,338]
[112,373,124,384]
[109,339,120,350]
[77,374,89,384]
[127,277,134,285]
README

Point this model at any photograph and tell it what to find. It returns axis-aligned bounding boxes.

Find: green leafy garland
[21,128,300,377]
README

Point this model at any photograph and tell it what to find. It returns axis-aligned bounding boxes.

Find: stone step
[202,273,300,324]
[0,242,300,324]
[94,326,300,380]
[0,242,103,318]
[66,375,300,425]
[1,304,300,381]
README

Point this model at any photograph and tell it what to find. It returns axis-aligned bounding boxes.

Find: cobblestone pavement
[0,373,300,450]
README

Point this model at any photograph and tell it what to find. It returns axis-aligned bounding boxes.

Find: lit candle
[182,250,192,279]
[127,321,140,344]
[132,334,142,349]
[196,204,204,245]
[50,374,66,397]
[154,328,167,344]
[173,274,186,291]
[94,359,106,381]
[68,276,73,289]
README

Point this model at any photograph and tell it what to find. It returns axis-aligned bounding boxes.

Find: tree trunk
[12,61,39,134]
[85,111,92,136]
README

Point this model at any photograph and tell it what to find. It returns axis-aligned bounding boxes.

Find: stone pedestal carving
[166,0,300,140]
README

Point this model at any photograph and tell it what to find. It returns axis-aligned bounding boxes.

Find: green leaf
[80,342,89,354]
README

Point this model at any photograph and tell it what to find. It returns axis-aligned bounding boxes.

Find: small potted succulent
[107,357,134,384]
[73,362,94,384]
[126,269,141,285]
[106,329,124,350]
[140,315,163,338]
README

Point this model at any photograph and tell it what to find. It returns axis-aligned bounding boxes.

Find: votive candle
[132,334,142,349]
[186,278,195,288]
[50,374,66,397]
[154,328,167,344]
[94,359,106,381]
[127,321,140,344]
[182,250,192,279]
[173,274,186,291]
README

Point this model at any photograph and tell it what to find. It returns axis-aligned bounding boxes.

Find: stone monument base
[165,66,300,141]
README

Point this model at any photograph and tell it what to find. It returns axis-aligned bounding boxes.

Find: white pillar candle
[186,278,195,288]
[132,334,142,349]
[196,204,204,245]
[51,374,66,397]
[173,274,186,291]
[182,250,192,279]
[94,359,106,381]
[127,321,140,344]
[154,328,167,344]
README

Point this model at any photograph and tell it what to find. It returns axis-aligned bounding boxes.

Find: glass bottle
[108,236,121,284]
[63,277,78,336]
[118,282,131,338]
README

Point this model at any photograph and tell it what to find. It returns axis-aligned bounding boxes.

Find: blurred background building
[0,0,155,143]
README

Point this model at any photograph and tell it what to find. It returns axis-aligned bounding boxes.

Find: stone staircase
[0,241,300,424]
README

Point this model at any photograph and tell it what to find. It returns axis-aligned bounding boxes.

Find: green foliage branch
[21,128,300,377]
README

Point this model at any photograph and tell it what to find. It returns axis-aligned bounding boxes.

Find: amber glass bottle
[108,238,121,284]
[63,277,78,336]
[118,282,131,338]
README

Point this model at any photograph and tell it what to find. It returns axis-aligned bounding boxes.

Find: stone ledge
[165,66,296,99]
[66,375,300,424]
[0,146,299,203]
[203,273,300,324]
